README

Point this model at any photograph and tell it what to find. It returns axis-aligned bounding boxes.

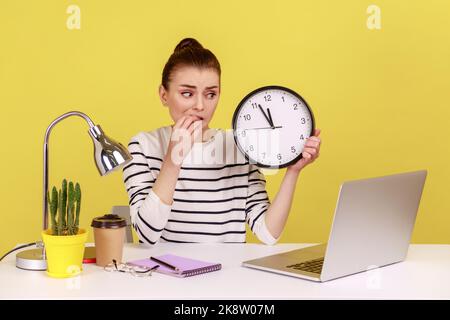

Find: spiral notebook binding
[182,264,222,277]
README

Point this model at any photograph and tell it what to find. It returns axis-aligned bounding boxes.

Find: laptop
[242,170,427,282]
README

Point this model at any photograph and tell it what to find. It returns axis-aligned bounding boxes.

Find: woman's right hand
[166,115,203,167]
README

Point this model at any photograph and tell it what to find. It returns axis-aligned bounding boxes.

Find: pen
[149,256,180,272]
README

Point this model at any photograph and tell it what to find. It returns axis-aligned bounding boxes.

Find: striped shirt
[122,125,278,245]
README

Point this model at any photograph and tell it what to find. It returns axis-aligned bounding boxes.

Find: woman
[122,38,321,245]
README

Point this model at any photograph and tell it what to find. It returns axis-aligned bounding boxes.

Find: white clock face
[232,86,314,168]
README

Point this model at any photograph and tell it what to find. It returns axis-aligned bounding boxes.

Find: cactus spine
[47,187,58,235]
[67,182,74,235]
[74,183,81,235]
[61,179,67,230]
[58,189,63,235]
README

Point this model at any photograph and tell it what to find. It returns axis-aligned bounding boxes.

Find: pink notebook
[128,254,222,278]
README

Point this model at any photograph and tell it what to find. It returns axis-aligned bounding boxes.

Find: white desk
[1,243,449,299]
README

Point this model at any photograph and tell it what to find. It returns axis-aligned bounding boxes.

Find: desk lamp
[16,111,132,270]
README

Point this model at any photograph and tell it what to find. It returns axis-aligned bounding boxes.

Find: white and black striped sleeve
[122,136,172,246]
[245,164,279,245]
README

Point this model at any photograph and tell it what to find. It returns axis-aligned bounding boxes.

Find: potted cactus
[41,179,88,278]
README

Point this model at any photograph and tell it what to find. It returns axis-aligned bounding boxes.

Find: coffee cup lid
[91,214,127,229]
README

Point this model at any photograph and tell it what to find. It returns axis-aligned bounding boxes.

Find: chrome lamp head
[89,124,132,176]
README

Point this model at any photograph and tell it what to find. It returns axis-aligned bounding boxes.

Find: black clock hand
[258,104,273,127]
[244,126,283,130]
[266,108,275,128]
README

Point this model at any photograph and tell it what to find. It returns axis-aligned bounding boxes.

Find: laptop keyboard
[286,257,324,274]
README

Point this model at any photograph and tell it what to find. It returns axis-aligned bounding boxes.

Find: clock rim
[231,85,316,169]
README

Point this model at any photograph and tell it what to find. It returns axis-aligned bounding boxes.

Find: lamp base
[16,249,47,271]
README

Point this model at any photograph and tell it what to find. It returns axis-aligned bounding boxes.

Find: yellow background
[1,0,449,255]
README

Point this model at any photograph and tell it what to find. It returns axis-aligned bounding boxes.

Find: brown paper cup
[93,227,125,267]
[91,214,127,267]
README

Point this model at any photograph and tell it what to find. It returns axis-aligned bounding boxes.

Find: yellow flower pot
[41,228,88,278]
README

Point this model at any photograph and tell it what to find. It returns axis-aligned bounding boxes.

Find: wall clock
[232,85,315,168]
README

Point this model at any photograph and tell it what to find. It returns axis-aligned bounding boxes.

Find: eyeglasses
[104,259,159,277]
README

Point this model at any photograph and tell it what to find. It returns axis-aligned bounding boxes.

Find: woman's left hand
[287,129,321,173]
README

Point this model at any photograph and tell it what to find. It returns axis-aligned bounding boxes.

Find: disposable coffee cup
[91,214,127,267]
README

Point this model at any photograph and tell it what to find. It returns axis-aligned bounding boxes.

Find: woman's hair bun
[174,38,204,53]
[161,37,221,90]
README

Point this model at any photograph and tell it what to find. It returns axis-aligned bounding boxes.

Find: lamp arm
[43,111,96,232]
